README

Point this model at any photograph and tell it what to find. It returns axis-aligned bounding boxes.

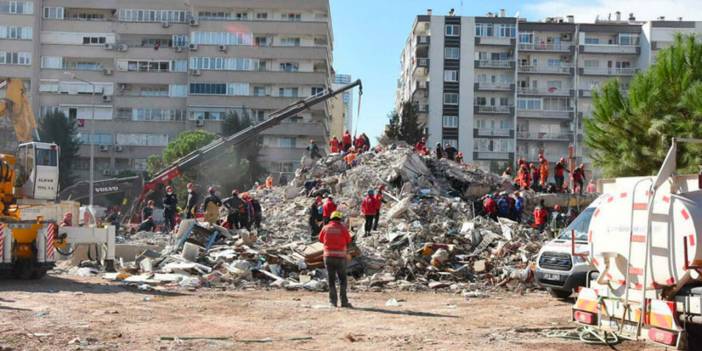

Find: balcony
[474,151,512,160]
[579,67,638,76]
[475,59,514,69]
[474,128,513,137]
[581,44,640,55]
[416,35,430,46]
[474,82,514,92]
[518,64,573,75]
[517,87,574,97]
[518,43,572,52]
[517,131,572,142]
[579,89,593,98]
[517,108,573,119]
[412,81,429,98]
[475,36,514,46]
[474,105,513,115]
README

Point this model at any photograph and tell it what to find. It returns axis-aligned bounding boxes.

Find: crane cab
[15,142,59,200]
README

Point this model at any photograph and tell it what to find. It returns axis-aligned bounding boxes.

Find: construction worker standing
[533,199,548,233]
[353,134,365,153]
[342,130,352,152]
[163,186,178,232]
[482,195,498,221]
[361,189,379,235]
[322,196,337,224]
[554,158,566,192]
[223,190,244,229]
[573,164,586,195]
[202,187,222,225]
[319,210,353,308]
[539,157,549,189]
[329,136,341,153]
[517,163,531,190]
[185,183,199,219]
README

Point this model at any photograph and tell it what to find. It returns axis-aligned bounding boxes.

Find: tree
[585,34,702,177]
[38,110,81,189]
[381,101,423,145]
[220,111,267,189]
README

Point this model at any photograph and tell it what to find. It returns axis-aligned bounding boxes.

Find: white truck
[567,138,702,349]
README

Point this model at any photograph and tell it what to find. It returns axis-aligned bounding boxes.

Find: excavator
[0,78,116,278]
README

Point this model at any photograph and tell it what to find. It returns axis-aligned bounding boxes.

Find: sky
[329,0,702,141]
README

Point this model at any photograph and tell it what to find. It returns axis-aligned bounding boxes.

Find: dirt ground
[0,273,656,351]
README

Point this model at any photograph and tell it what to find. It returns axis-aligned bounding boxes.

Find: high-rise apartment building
[333,73,353,132]
[397,9,701,173]
[0,0,333,181]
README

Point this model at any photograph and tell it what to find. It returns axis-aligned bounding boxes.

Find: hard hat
[187,182,193,189]
[166,186,174,192]
[554,204,562,211]
[367,189,375,195]
[231,189,239,196]
[208,186,216,194]
[330,211,344,220]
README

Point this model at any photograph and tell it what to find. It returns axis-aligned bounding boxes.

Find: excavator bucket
[1,78,37,143]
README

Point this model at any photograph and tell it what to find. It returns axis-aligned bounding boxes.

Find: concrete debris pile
[103,146,547,294]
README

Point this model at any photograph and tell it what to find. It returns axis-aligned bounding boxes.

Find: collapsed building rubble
[98,146,596,295]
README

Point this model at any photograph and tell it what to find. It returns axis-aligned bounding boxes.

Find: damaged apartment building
[396,8,702,172]
[0,0,337,180]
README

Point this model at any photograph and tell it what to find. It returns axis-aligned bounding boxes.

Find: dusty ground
[0,274,654,351]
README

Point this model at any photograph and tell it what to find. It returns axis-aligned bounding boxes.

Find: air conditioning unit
[115,145,124,152]
[190,69,201,76]
[189,43,198,51]
[218,45,227,52]
[161,21,170,28]
[103,68,113,76]
[195,119,204,127]
[102,95,112,102]
[189,18,199,26]
[99,145,110,152]
[104,43,114,50]
[117,43,128,52]
[175,46,183,53]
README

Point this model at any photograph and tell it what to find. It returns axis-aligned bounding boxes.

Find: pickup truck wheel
[548,288,572,299]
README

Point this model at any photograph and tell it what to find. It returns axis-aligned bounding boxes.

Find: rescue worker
[342,130,353,152]
[573,164,586,195]
[265,176,273,189]
[530,163,540,191]
[278,173,288,186]
[202,187,222,225]
[308,196,324,241]
[343,147,357,169]
[554,158,566,192]
[223,190,244,229]
[185,182,199,219]
[533,199,548,233]
[329,136,341,153]
[322,196,337,224]
[513,192,525,223]
[456,151,464,164]
[444,143,458,161]
[240,193,254,230]
[517,163,531,190]
[361,133,371,152]
[142,200,155,222]
[353,134,365,153]
[307,139,323,160]
[373,185,386,231]
[496,192,510,219]
[415,137,428,155]
[539,156,549,188]
[361,189,379,236]
[502,166,513,178]
[435,143,444,159]
[318,210,353,308]
[163,186,178,232]
[251,196,262,229]
[483,195,498,221]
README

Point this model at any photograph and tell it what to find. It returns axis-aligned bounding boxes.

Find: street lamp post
[64,72,96,223]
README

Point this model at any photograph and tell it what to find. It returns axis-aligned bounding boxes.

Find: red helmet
[166,186,174,193]
[554,204,562,211]
[559,157,565,163]
[208,186,216,194]
[187,182,193,189]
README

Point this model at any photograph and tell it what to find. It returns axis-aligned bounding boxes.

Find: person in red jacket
[322,196,337,224]
[342,130,352,152]
[319,211,352,308]
[353,135,365,153]
[533,199,549,232]
[554,157,566,192]
[329,136,341,153]
[483,195,498,221]
[414,137,428,155]
[361,189,380,235]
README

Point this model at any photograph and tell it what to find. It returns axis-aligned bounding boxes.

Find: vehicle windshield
[557,207,595,242]
[36,148,58,167]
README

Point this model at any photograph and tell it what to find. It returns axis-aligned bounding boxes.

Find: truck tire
[548,288,572,299]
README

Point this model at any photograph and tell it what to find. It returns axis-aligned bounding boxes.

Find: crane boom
[0,78,38,143]
[140,79,362,197]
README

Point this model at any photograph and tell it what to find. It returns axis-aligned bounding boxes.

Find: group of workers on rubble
[505,157,591,195]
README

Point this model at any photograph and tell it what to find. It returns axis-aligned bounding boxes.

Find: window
[172,34,188,48]
[256,12,268,19]
[132,108,186,121]
[279,87,299,97]
[444,47,460,60]
[118,9,187,23]
[82,36,106,45]
[280,37,301,47]
[499,97,509,106]
[190,83,227,95]
[79,133,114,146]
[443,93,459,105]
[191,31,253,46]
[280,62,299,72]
[253,86,267,96]
[442,115,458,128]
[547,59,563,67]
[41,56,62,69]
[444,70,458,82]
[169,85,187,97]
[189,57,255,71]
[311,86,324,96]
[118,60,171,72]
[475,23,493,37]
[235,12,248,20]
[197,11,231,20]
[445,24,460,37]
[282,13,301,21]
[584,37,600,44]
[496,24,516,38]
[278,137,297,148]
[255,36,270,47]
[226,83,249,96]
[116,133,169,147]
[546,81,562,91]
[0,26,32,39]
[519,32,533,44]
[584,60,599,68]
[253,110,266,122]
[619,33,639,46]
[0,51,31,65]
[2,1,33,14]
[517,98,542,110]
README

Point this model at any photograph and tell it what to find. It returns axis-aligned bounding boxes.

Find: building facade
[333,73,353,132]
[397,9,701,173]
[0,0,334,181]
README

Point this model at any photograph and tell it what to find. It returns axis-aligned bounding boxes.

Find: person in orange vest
[517,163,531,190]
[341,130,352,152]
[265,175,273,189]
[329,136,341,153]
[539,156,549,188]
[533,199,549,233]
[343,147,357,169]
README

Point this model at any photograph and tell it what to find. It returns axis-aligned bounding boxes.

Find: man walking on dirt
[318,211,353,308]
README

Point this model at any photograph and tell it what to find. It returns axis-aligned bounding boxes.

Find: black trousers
[324,256,348,306]
[364,215,374,234]
[164,210,176,232]
[227,213,239,229]
[310,220,320,240]
[372,212,380,231]
[185,206,195,219]
[555,175,564,191]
